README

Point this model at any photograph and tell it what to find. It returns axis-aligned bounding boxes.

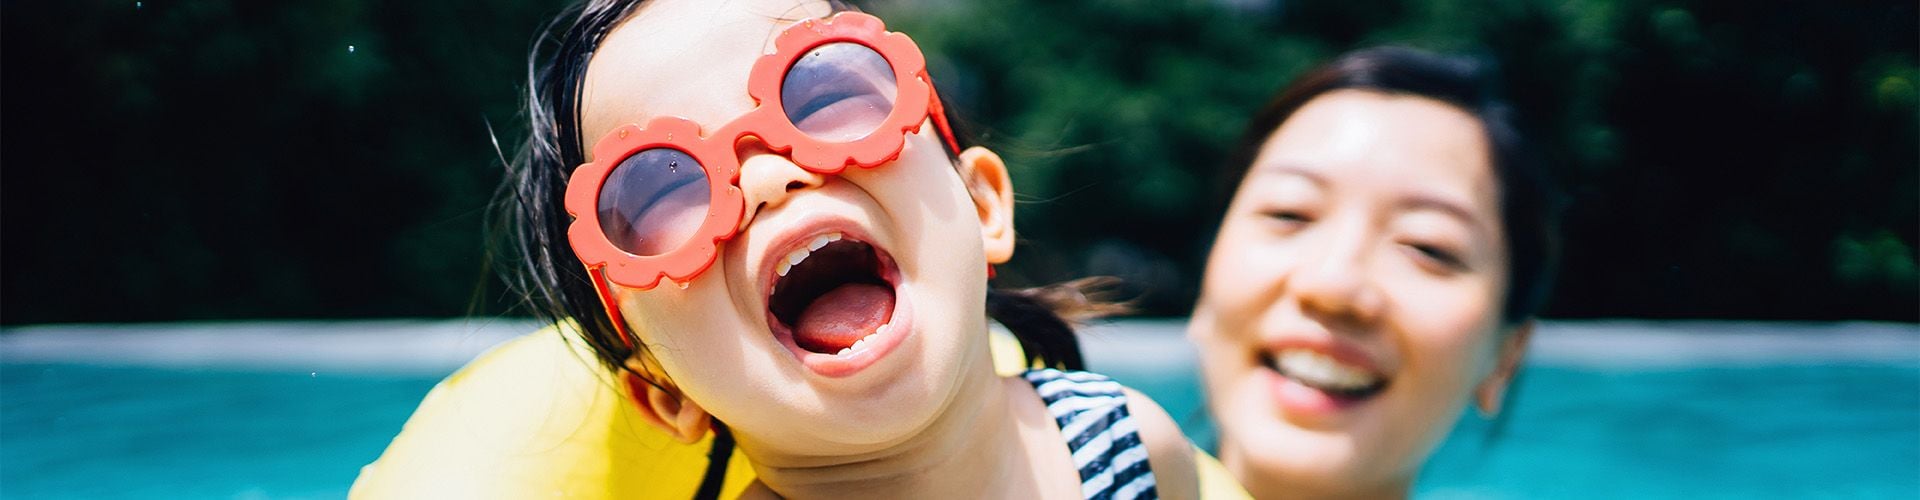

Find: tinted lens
[596,148,710,256]
[780,42,898,142]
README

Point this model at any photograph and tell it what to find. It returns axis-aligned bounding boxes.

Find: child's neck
[738,340,1064,498]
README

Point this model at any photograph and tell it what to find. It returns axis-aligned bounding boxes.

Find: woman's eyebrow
[1400,193,1490,233]
[1255,163,1329,187]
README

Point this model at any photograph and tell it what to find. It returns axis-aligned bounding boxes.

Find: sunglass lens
[780,42,898,142]
[597,148,710,256]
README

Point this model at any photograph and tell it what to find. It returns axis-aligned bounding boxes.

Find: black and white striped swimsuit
[1022,368,1158,500]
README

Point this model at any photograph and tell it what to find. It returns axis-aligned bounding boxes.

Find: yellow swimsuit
[350,323,1248,499]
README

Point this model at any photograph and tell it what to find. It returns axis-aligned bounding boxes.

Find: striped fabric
[1022,368,1158,500]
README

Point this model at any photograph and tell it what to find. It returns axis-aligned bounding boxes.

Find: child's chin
[802,394,947,447]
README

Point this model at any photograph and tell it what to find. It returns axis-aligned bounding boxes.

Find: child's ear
[623,356,712,444]
[1474,321,1534,417]
[956,147,1015,265]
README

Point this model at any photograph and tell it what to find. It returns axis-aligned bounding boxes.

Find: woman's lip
[1261,366,1371,422]
[1256,337,1389,424]
[1261,337,1388,377]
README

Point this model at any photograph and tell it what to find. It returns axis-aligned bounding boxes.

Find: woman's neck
[740,339,1042,498]
[1224,445,1412,500]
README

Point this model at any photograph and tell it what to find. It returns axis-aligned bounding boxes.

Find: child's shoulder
[1011,368,1201,500]
[991,327,1245,499]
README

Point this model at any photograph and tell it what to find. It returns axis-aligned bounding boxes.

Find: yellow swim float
[351,322,1248,499]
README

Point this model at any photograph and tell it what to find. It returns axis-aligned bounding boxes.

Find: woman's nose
[735,138,826,231]
[1290,234,1386,326]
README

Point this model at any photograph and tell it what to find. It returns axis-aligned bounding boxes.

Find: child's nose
[735,137,826,232]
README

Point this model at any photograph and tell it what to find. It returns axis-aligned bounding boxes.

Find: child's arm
[1124,388,1201,500]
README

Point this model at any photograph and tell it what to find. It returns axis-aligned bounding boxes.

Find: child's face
[1190,90,1517,494]
[581,0,998,452]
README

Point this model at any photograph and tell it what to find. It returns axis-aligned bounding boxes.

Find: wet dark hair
[1223,46,1564,324]
[494,0,1105,385]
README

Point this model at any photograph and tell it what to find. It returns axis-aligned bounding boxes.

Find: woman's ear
[956,147,1016,265]
[624,356,712,444]
[1474,321,1534,417]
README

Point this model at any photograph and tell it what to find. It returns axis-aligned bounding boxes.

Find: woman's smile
[1254,333,1395,425]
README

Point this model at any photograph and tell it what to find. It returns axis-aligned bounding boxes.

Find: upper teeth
[1275,349,1380,391]
[775,232,842,277]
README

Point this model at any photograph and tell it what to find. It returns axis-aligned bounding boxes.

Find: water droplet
[618,129,629,139]
[310,372,317,378]
[134,1,142,9]
[668,160,678,172]
[676,281,690,290]
[665,133,673,141]
[347,45,356,53]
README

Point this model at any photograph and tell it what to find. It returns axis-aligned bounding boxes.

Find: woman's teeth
[1275,349,1382,393]
[775,232,843,277]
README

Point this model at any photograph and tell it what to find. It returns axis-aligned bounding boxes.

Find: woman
[1187,46,1562,499]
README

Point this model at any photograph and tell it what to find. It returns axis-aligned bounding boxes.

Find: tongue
[793,283,896,353]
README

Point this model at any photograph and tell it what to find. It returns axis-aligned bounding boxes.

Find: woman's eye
[1261,210,1312,224]
[1257,210,1313,235]
[1406,243,1467,272]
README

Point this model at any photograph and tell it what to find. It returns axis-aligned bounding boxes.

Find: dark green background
[3,0,1914,323]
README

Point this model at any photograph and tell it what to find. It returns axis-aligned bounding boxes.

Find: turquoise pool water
[2,320,1916,498]
[1,364,443,499]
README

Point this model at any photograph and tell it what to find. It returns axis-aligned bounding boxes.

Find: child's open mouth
[764,230,910,377]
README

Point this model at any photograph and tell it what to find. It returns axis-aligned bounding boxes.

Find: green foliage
[2,0,1912,322]
[868,0,1918,320]
[2,0,563,322]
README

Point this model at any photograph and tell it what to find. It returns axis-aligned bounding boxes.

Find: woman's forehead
[1256,91,1496,198]
[1246,90,1503,239]
[579,0,834,156]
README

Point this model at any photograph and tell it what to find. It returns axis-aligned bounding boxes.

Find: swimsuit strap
[1022,368,1159,500]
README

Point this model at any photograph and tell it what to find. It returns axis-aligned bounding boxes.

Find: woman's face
[1190,90,1524,496]
[580,0,1005,457]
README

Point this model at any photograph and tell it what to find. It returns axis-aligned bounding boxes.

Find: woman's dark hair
[494,0,1102,382]
[1223,46,1564,324]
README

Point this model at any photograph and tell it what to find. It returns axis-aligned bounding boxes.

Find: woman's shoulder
[349,322,753,499]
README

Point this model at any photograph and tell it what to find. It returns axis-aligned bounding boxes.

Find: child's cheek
[617,258,749,351]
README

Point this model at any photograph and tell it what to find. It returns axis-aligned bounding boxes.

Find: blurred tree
[872,0,1919,320]
[2,0,568,322]
[2,0,1913,323]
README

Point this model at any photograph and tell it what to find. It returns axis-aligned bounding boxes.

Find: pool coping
[1,318,1914,373]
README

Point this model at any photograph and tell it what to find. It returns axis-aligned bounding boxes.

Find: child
[356,1,1200,498]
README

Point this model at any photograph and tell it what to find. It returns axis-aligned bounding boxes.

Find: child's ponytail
[986,277,1131,372]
